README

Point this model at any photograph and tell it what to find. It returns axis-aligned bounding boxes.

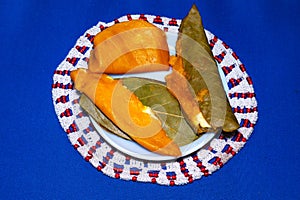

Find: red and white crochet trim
[52,14,258,186]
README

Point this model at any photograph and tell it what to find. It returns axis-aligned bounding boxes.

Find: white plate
[90,31,227,161]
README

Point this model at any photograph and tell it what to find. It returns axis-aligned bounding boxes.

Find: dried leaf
[122,77,197,146]
[166,59,211,134]
[79,94,131,140]
[175,4,239,132]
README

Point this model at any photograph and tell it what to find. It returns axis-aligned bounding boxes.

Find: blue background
[1,0,299,199]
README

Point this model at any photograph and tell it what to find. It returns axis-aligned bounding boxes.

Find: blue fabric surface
[1,0,299,199]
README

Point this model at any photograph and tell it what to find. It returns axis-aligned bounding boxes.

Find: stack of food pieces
[70,5,239,157]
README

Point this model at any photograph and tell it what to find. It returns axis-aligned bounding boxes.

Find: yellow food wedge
[89,20,170,74]
[71,69,181,157]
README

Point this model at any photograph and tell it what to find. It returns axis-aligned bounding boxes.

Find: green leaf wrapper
[174,4,239,132]
[122,77,197,146]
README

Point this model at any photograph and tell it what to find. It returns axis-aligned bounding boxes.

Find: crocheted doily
[52,14,258,186]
